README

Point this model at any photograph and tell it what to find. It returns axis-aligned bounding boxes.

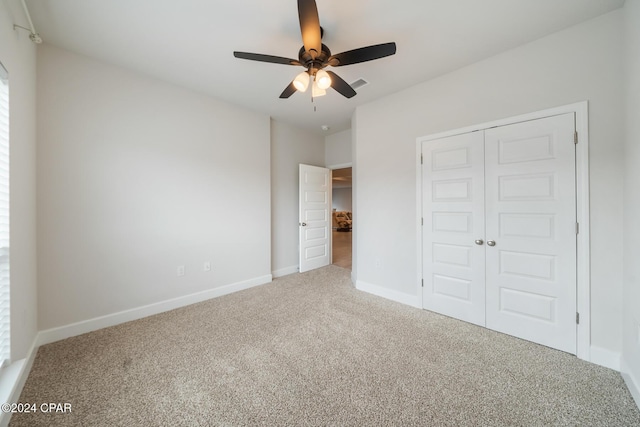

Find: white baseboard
[589,345,621,371]
[37,274,272,347]
[0,337,39,427]
[356,280,422,309]
[272,265,298,278]
[621,359,640,410]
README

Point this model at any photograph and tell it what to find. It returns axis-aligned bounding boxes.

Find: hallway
[332,230,352,270]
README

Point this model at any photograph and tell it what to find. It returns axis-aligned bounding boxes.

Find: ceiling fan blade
[326,71,356,99]
[298,0,322,58]
[234,51,301,66]
[328,42,396,67]
[279,81,297,99]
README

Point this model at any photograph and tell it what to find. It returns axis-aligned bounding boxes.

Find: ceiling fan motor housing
[298,44,332,75]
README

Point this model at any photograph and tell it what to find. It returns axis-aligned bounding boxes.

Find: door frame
[327,163,353,279]
[328,163,353,266]
[416,101,590,361]
[297,162,353,274]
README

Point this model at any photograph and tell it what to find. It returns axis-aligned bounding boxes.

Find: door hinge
[421,278,424,287]
[421,217,424,226]
[421,154,423,164]
[574,131,578,145]
[576,312,580,324]
[576,222,579,234]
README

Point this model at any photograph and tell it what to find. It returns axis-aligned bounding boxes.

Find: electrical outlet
[177,265,185,277]
[204,262,211,272]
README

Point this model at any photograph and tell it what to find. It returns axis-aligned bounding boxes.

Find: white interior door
[484,113,577,353]
[299,164,331,273]
[422,132,486,326]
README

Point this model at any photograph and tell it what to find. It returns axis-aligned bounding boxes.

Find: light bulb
[312,81,326,97]
[293,71,310,92]
[315,69,331,90]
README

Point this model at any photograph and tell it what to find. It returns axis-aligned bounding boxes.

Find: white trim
[356,280,422,309]
[37,274,272,346]
[417,102,588,143]
[0,338,39,427]
[416,137,424,306]
[272,265,298,278]
[621,359,640,410]
[589,345,621,371]
[574,102,591,361]
[416,101,591,361]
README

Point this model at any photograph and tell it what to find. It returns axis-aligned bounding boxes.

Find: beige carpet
[11,266,640,426]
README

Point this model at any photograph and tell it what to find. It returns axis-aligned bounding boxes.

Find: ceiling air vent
[350,78,369,90]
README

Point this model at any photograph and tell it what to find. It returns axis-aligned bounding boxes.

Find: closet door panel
[422,132,486,326]
[484,113,577,354]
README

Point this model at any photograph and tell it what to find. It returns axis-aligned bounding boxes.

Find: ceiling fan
[233,0,396,99]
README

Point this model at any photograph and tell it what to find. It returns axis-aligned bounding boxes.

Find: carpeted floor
[10,265,640,426]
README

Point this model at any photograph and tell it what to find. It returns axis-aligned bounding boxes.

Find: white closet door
[422,132,486,326]
[484,113,577,354]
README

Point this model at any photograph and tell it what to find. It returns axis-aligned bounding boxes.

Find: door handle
[300,222,307,227]
[474,239,484,245]
[487,240,496,247]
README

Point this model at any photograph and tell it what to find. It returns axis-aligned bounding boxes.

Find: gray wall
[325,129,352,168]
[271,120,325,277]
[36,44,271,330]
[353,10,625,356]
[622,0,640,404]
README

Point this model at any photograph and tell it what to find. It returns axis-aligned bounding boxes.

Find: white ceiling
[23,0,624,134]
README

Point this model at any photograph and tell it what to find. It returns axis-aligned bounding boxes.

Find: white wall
[271,120,325,277]
[36,44,271,330]
[332,188,352,212]
[0,1,37,361]
[325,129,352,167]
[622,0,640,406]
[353,11,625,354]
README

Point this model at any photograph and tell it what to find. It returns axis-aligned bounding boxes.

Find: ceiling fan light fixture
[293,71,310,92]
[233,0,396,100]
[312,81,326,97]
[315,69,331,90]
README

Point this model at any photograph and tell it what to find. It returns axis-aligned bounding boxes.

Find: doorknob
[474,239,484,245]
[300,222,307,226]
[487,240,496,247]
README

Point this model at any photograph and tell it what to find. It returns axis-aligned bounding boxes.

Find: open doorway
[331,167,352,270]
